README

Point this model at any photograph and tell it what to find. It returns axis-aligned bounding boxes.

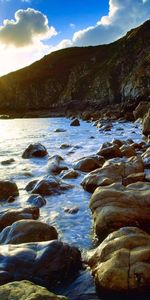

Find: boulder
[120,145,136,158]
[70,118,80,126]
[90,182,150,240]
[142,109,150,136]
[30,176,73,196]
[22,143,48,159]
[88,227,150,295]
[47,155,68,175]
[64,207,79,214]
[0,220,58,244]
[0,180,19,201]
[0,280,68,300]
[123,172,145,186]
[133,101,150,120]
[27,194,46,208]
[73,156,105,172]
[97,144,122,159]
[0,240,81,287]
[0,207,39,231]
[61,169,79,179]
[81,156,144,193]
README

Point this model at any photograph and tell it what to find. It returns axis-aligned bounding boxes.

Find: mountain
[0,20,149,115]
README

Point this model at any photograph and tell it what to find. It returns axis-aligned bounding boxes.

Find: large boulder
[142,109,150,136]
[0,180,19,201]
[97,144,122,159]
[81,156,144,193]
[0,220,58,244]
[22,143,48,159]
[88,227,150,295]
[133,101,150,120]
[73,156,105,172]
[30,176,73,196]
[0,240,81,287]
[0,280,68,300]
[90,182,150,240]
[0,207,39,232]
[47,155,68,175]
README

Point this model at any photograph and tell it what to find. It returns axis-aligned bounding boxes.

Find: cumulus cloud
[0,8,57,47]
[72,0,150,46]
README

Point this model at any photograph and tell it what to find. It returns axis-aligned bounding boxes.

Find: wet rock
[120,145,136,158]
[61,169,80,179]
[55,128,66,132]
[64,207,79,214]
[1,158,15,166]
[99,123,112,132]
[0,220,58,244]
[22,143,48,159]
[97,144,122,159]
[25,180,38,192]
[70,118,80,126]
[60,144,71,149]
[73,156,105,173]
[0,180,19,201]
[0,280,68,300]
[90,182,150,240]
[27,194,46,208]
[47,155,68,175]
[133,101,150,120]
[0,207,39,231]
[0,240,81,287]
[31,176,73,196]
[88,227,150,295]
[142,109,150,136]
[123,172,145,186]
[112,139,124,147]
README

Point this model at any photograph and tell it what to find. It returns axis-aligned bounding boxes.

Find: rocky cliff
[0,20,149,114]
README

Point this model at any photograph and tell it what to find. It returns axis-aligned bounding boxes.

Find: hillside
[0,20,149,115]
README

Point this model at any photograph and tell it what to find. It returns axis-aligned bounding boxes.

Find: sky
[0,0,149,76]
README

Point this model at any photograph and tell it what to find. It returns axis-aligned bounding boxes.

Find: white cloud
[0,8,57,47]
[72,0,150,46]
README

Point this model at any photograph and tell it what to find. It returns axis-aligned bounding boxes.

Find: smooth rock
[22,143,48,159]
[0,280,68,299]
[123,172,145,186]
[120,145,136,158]
[47,155,68,175]
[97,144,122,159]
[27,194,46,208]
[0,220,58,244]
[61,169,80,179]
[88,227,150,295]
[31,176,73,195]
[0,207,39,231]
[133,101,150,120]
[73,156,105,172]
[0,240,81,287]
[1,158,15,166]
[90,182,150,240]
[0,180,19,201]
[64,207,79,214]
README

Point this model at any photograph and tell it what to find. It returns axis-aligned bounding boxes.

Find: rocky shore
[0,100,149,299]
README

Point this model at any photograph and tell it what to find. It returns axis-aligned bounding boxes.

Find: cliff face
[0,20,149,113]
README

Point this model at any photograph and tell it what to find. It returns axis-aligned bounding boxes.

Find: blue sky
[0,0,149,75]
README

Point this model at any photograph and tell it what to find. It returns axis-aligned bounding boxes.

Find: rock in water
[22,143,48,158]
[47,155,68,175]
[27,194,46,208]
[88,227,150,296]
[0,180,19,201]
[0,220,58,244]
[0,280,68,299]
[0,207,39,231]
[70,119,80,126]
[0,240,81,287]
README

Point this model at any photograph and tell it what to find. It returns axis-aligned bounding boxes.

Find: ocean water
[0,117,142,250]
